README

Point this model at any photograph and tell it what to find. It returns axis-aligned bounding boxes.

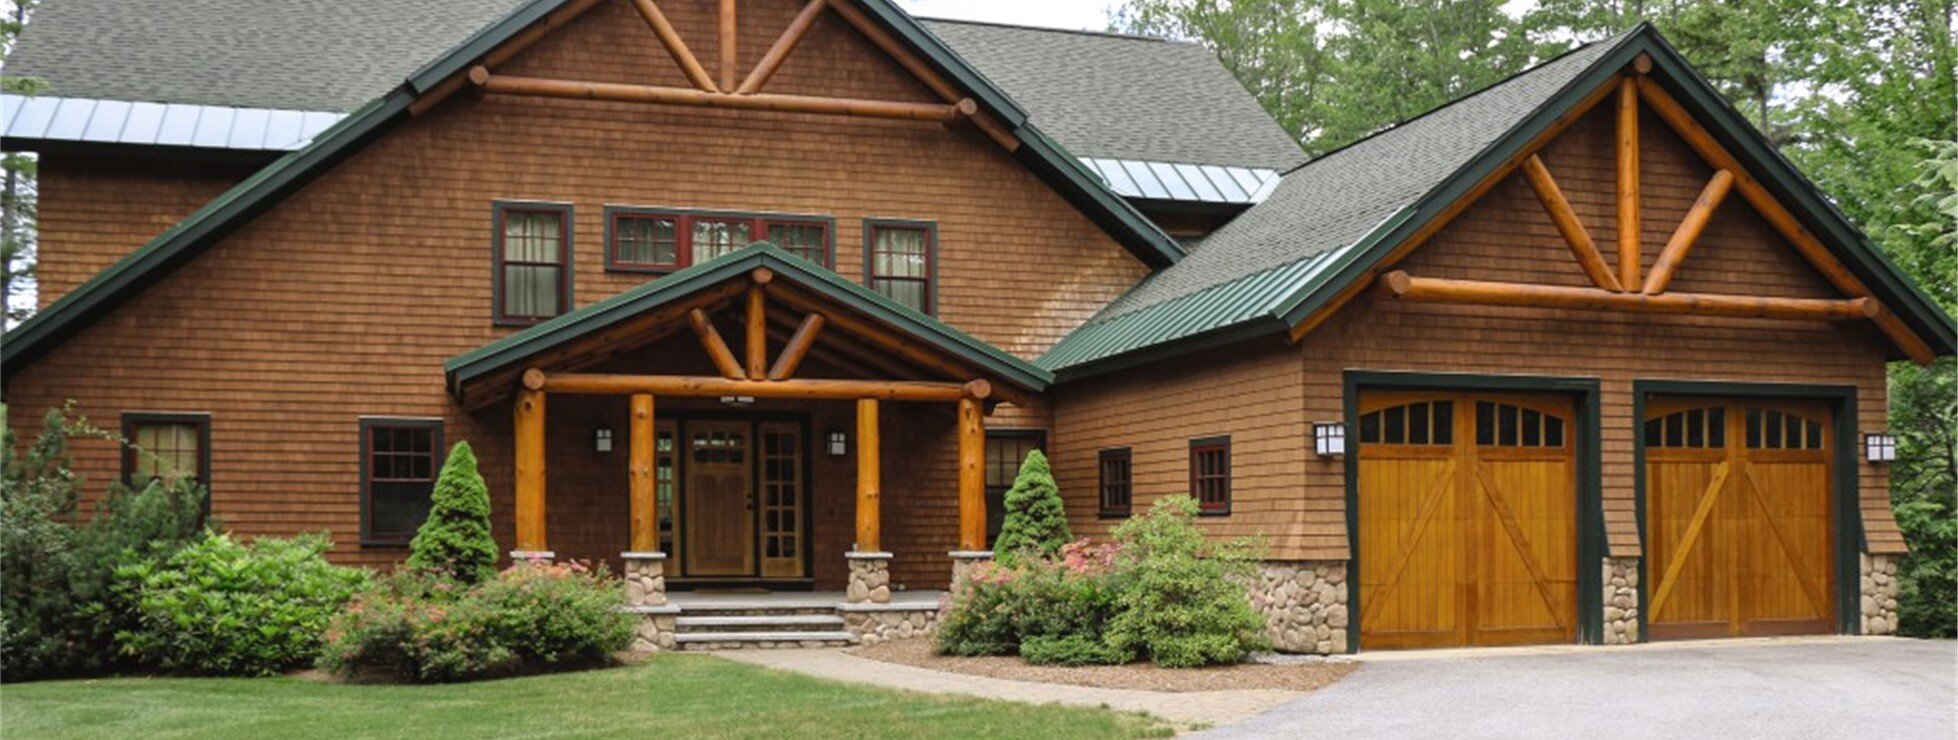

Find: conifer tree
[407,441,498,584]
[991,449,1071,565]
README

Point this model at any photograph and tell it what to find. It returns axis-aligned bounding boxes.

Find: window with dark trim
[122,412,212,517]
[1189,436,1230,515]
[605,207,835,272]
[494,202,572,324]
[865,220,935,314]
[361,418,445,546]
[1098,447,1132,518]
[984,430,1046,543]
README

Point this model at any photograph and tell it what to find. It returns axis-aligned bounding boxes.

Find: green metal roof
[446,242,1053,394]
[1040,25,1955,380]
[2,0,1183,377]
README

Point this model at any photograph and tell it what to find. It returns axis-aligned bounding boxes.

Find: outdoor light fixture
[594,427,614,453]
[827,430,848,457]
[1865,432,1896,463]
[1313,422,1346,458]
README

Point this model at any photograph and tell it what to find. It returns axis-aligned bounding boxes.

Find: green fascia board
[444,242,1053,393]
[1015,126,1184,268]
[0,90,414,376]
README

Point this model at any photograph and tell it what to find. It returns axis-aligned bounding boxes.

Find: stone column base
[623,551,667,607]
[1861,553,1900,635]
[846,551,893,604]
[1603,557,1640,645]
[626,605,680,653]
[1249,560,1348,654]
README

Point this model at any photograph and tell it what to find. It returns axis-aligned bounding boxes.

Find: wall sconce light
[1313,422,1346,458]
[594,427,614,453]
[827,430,848,457]
[1865,432,1896,463]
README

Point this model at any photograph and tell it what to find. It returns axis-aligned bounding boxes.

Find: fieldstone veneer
[622,552,677,652]
[846,551,893,604]
[1860,553,1900,636]
[1602,557,1640,645]
[841,602,942,645]
[1250,561,1349,654]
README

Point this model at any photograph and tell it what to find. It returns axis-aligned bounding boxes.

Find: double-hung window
[122,412,212,517]
[865,220,934,314]
[1098,447,1132,518]
[361,419,444,545]
[1189,436,1231,515]
[494,202,572,324]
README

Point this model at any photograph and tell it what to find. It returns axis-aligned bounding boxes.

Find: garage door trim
[1632,380,1861,641]
[1343,371,1606,651]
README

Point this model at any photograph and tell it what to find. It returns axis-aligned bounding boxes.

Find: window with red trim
[766,220,830,266]
[606,209,833,272]
[610,212,681,270]
[1189,436,1230,515]
[866,221,934,314]
[494,203,571,324]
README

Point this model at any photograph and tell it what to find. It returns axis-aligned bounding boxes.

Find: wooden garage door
[1644,399,1835,639]
[1357,392,1579,649]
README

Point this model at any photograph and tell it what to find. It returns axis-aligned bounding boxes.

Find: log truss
[1357,53,1936,364]
[453,0,1019,149]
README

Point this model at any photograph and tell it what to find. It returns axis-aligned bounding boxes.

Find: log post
[745,282,767,380]
[957,395,985,552]
[629,393,656,553]
[855,398,880,552]
[719,0,737,92]
[513,383,550,557]
[1617,76,1642,290]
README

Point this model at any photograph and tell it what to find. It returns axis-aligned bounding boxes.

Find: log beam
[1643,169,1735,294]
[1634,77,1937,365]
[856,398,881,552]
[628,393,656,552]
[1521,155,1624,292]
[821,0,1021,152]
[541,373,991,402]
[1379,271,1880,322]
[739,0,827,95]
[687,308,746,380]
[745,283,767,380]
[768,312,826,380]
[957,396,985,552]
[1617,76,1642,289]
[719,0,738,92]
[514,387,548,553]
[629,0,718,92]
[473,69,966,123]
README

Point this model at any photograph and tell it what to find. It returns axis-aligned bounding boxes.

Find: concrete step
[675,614,846,633]
[674,630,858,650]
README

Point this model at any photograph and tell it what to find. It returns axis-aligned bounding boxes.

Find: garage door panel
[1358,455,1462,644]
[1475,459,1576,633]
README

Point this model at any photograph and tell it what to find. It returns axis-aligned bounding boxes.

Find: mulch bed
[849,638,1356,693]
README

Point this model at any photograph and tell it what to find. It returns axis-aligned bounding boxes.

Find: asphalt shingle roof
[4,0,537,111]
[920,19,1304,169]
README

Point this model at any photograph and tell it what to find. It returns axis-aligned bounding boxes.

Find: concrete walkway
[1199,636,1957,739]
[712,648,1301,729]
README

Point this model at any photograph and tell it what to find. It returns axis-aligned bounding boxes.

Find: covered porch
[445,244,1050,610]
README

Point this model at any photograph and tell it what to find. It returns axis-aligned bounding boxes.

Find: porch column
[957,395,986,551]
[855,398,880,552]
[628,393,657,552]
[512,382,551,559]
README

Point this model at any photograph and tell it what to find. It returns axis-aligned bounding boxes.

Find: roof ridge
[916,16,1190,45]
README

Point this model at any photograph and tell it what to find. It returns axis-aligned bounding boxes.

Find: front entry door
[684,421,754,576]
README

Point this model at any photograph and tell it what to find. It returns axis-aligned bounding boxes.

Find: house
[2,0,1949,653]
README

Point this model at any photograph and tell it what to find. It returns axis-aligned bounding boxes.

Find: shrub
[991,449,1070,565]
[115,533,369,676]
[407,442,498,585]
[1104,496,1267,668]
[1,404,207,681]
[937,540,1129,665]
[320,560,633,683]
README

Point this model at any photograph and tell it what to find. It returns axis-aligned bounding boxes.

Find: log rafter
[1643,169,1734,295]
[1521,154,1623,292]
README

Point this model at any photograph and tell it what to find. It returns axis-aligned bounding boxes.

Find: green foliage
[321,561,633,683]
[114,533,368,676]
[407,442,498,585]
[2,1,43,327]
[991,449,1071,565]
[1889,359,1956,637]
[1,404,207,681]
[1019,634,1133,667]
[937,544,1130,663]
[1104,496,1267,668]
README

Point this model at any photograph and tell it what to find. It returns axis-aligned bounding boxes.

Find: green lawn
[2,654,1168,739]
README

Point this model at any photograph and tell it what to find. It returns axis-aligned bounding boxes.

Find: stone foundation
[840,603,942,645]
[1602,557,1640,645]
[622,552,676,652]
[1248,560,1348,654]
[846,551,893,604]
[1860,553,1900,636]
[948,550,993,592]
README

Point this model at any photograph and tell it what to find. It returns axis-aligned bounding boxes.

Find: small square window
[122,412,212,519]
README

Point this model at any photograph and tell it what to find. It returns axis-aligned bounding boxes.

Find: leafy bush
[1019,634,1132,666]
[938,540,1126,662]
[407,442,499,585]
[1890,359,1956,637]
[114,533,369,676]
[1104,496,1267,667]
[1,404,207,681]
[991,449,1070,565]
[321,561,633,683]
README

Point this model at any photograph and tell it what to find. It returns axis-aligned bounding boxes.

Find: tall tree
[2,0,45,328]
[1114,0,1538,156]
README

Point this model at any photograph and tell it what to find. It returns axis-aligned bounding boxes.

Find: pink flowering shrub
[319,560,631,682]
[936,539,1129,664]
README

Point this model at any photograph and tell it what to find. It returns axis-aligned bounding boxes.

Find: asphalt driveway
[1201,637,1956,739]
